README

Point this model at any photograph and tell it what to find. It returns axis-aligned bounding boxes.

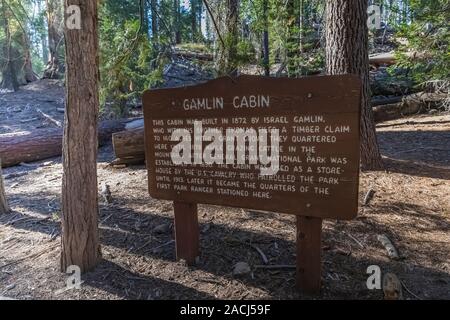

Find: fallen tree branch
[377,234,400,259]
[36,108,62,127]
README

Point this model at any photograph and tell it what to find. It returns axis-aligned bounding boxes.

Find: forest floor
[0,80,449,300]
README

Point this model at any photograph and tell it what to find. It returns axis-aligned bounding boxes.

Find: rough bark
[0,120,128,168]
[61,0,101,273]
[325,0,383,170]
[0,159,10,214]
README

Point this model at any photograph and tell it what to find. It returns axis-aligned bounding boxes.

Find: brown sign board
[143,75,361,220]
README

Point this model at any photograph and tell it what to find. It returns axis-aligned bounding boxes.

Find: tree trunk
[217,0,239,76]
[325,0,383,171]
[262,0,270,76]
[174,0,181,44]
[286,0,297,77]
[191,0,198,41]
[0,120,128,168]
[0,159,10,214]
[61,0,101,273]
[22,33,38,83]
[150,0,158,39]
[1,0,19,91]
[43,0,64,79]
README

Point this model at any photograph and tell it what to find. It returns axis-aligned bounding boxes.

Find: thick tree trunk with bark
[0,159,10,214]
[61,0,101,273]
[0,120,127,168]
[325,0,383,170]
[43,0,64,79]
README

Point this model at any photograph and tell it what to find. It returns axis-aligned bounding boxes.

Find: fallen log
[369,52,396,66]
[369,51,428,66]
[173,49,213,61]
[0,120,128,168]
[373,92,447,123]
[111,127,145,165]
[371,96,403,107]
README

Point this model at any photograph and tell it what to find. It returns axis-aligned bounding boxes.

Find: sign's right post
[296,216,323,294]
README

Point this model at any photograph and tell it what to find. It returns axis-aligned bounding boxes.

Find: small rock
[428,109,438,114]
[383,273,403,300]
[233,262,251,276]
[6,284,15,291]
[153,223,171,234]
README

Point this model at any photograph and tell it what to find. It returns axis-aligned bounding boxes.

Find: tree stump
[0,159,10,214]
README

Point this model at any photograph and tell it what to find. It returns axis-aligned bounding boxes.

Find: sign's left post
[173,201,200,265]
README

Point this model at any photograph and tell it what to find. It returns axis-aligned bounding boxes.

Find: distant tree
[150,0,158,40]
[61,0,101,272]
[43,0,64,79]
[1,0,19,91]
[325,0,383,170]
[173,0,181,43]
[217,0,239,75]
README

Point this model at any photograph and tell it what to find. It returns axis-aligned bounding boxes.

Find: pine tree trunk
[174,0,181,44]
[191,0,198,41]
[286,0,298,77]
[217,0,239,76]
[43,0,64,79]
[22,33,38,83]
[325,0,383,171]
[262,0,270,76]
[151,0,158,39]
[61,0,101,273]
[0,159,10,214]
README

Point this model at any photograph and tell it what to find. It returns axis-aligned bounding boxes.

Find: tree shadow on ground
[377,130,450,179]
[82,259,216,300]
[2,190,449,299]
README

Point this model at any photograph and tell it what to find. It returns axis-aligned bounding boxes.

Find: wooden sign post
[143,75,361,294]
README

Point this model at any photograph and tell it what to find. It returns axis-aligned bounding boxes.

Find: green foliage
[394,0,449,83]
[236,39,256,65]
[99,3,165,117]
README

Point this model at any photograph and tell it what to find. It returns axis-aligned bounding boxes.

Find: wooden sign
[143,75,361,219]
[142,75,361,294]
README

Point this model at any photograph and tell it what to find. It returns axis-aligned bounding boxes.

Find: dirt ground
[0,81,449,300]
